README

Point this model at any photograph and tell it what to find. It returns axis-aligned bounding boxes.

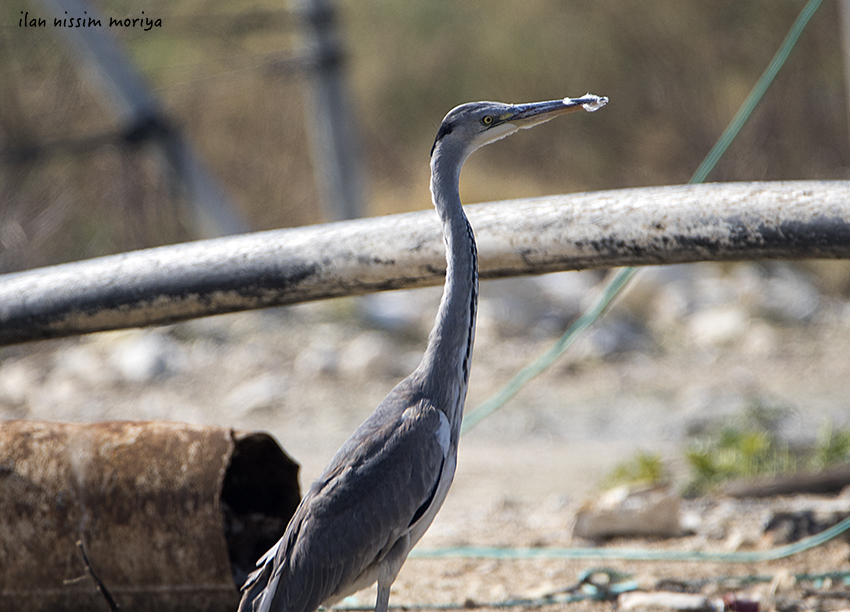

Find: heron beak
[508,94,608,129]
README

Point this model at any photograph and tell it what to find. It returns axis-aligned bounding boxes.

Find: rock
[573,485,684,540]
[477,278,554,340]
[761,497,850,546]
[340,331,408,379]
[358,290,434,334]
[587,316,652,357]
[755,265,820,323]
[109,331,183,382]
[0,359,40,407]
[687,306,748,347]
[226,373,288,418]
[619,592,720,612]
[54,342,114,385]
[293,330,341,378]
[533,270,603,312]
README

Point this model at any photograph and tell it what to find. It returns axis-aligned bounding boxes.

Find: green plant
[603,451,667,488]
[683,402,797,496]
[812,421,850,469]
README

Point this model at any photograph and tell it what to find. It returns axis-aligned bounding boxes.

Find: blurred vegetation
[683,404,850,496]
[602,404,850,497]
[812,420,850,468]
[1,0,848,273]
[602,451,668,489]
[683,402,798,496]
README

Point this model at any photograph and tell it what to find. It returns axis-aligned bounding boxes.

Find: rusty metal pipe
[0,420,300,612]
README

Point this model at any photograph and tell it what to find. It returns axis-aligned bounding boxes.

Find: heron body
[239,95,607,612]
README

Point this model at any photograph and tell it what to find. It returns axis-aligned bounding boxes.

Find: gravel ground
[2,262,850,610]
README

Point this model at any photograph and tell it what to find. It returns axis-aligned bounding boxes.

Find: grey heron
[238,94,608,612]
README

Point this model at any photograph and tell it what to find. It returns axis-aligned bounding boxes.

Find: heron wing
[247,393,449,612]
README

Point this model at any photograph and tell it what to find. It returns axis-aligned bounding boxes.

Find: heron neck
[418,144,479,426]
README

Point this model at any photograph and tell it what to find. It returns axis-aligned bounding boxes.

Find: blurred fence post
[841,0,850,147]
[291,0,366,221]
[34,0,249,238]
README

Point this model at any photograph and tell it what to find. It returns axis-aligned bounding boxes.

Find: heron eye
[481,115,494,126]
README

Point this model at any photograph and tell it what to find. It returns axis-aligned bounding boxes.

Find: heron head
[431,95,608,160]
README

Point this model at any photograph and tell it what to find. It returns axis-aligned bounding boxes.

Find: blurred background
[1,0,848,270]
[2,0,850,497]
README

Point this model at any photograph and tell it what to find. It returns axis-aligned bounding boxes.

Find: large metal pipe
[1,181,849,346]
[0,420,300,612]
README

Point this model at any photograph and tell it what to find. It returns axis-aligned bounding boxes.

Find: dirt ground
[2,264,850,610]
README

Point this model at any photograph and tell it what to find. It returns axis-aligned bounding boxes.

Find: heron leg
[375,534,408,612]
[375,583,391,612]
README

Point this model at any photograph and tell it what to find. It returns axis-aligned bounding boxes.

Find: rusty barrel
[0,420,300,612]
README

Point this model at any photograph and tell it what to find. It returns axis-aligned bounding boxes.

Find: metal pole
[840,0,850,147]
[291,0,366,220]
[1,181,849,345]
